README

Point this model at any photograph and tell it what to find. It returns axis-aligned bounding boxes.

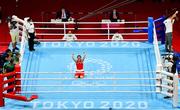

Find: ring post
[15,65,21,94]
[148,17,153,43]
[63,22,66,36]
[156,73,162,93]
[152,20,163,92]
[0,74,5,107]
[173,74,178,108]
[160,16,165,44]
[107,22,110,39]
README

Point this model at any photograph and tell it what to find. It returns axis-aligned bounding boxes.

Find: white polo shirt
[163,18,174,33]
[112,33,123,41]
[63,33,77,41]
[25,22,35,33]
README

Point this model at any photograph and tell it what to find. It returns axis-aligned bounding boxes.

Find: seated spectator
[0,54,4,73]
[2,53,15,93]
[56,8,70,22]
[0,49,12,73]
[163,55,173,72]
[0,49,20,73]
[1,49,12,61]
[3,54,14,73]
[163,54,178,99]
[63,31,77,41]
[110,9,119,22]
[12,52,20,64]
[171,54,178,74]
[0,6,2,23]
[0,50,20,93]
[112,32,123,41]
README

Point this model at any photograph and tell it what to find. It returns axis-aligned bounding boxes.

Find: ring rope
[16,84,158,87]
[33,21,148,24]
[161,78,174,84]
[17,71,156,74]
[16,78,158,80]
[37,39,148,41]
[161,71,174,77]
[35,33,148,36]
[17,90,158,94]
[35,27,148,30]
[16,84,173,91]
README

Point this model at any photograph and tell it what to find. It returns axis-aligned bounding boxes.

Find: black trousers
[110,18,118,22]
[165,32,172,52]
[28,33,35,50]
[62,18,68,22]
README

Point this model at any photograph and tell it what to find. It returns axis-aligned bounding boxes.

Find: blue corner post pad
[148,17,154,43]
[160,16,166,44]
[154,16,166,44]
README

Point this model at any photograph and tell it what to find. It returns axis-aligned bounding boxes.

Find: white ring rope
[161,71,174,77]
[17,71,156,74]
[161,91,173,97]
[17,91,173,97]
[16,84,158,87]
[161,79,174,84]
[35,27,148,30]
[37,39,148,41]
[33,21,148,24]
[17,84,173,90]
[16,78,158,80]
[161,85,174,90]
[36,33,148,36]
[17,90,158,94]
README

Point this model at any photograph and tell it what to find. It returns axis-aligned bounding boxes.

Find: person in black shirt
[164,54,178,99]
[110,9,120,22]
[56,8,70,22]
[0,6,2,23]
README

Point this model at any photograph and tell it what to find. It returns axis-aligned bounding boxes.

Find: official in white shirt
[63,31,77,41]
[112,32,123,41]
[25,18,35,51]
[163,11,178,52]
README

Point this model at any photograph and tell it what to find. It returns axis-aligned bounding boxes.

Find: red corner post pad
[3,94,38,102]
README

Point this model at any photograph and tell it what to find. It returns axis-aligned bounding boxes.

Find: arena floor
[1,42,180,110]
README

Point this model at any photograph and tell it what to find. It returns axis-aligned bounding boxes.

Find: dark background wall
[0,0,180,51]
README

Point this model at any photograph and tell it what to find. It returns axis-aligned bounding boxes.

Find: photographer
[163,54,178,99]
[7,16,19,52]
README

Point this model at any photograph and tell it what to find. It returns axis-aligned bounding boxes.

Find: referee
[25,18,35,51]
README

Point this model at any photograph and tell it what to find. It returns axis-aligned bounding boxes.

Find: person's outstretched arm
[72,53,76,62]
[170,11,178,22]
[82,52,86,62]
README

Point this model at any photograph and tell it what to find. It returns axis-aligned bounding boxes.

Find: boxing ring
[0,16,179,109]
